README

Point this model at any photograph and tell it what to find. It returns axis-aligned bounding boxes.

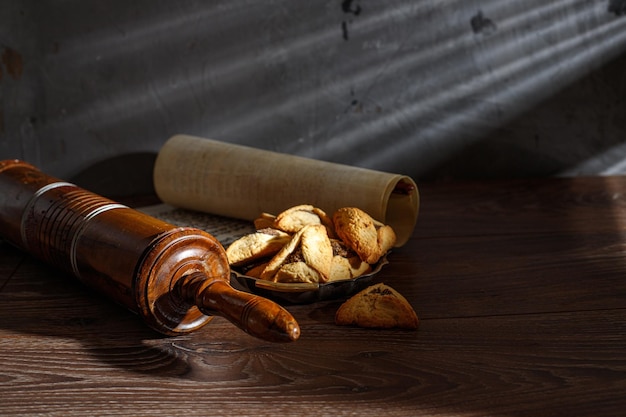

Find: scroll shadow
[69,152,160,204]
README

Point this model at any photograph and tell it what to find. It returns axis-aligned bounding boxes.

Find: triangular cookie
[273,204,336,237]
[226,228,291,266]
[260,224,333,283]
[335,283,418,329]
[333,207,396,264]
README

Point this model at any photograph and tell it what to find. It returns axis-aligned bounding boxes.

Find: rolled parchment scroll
[154,135,419,246]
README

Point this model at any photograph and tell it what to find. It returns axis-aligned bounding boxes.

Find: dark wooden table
[1,176,625,416]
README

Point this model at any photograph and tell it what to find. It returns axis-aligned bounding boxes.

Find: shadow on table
[0,241,200,377]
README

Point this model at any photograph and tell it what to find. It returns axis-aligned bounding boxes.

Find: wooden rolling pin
[0,160,300,343]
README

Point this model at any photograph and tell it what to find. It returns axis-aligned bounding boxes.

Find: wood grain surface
[1,176,625,416]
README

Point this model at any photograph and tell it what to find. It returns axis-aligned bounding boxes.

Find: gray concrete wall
[1,1,626,196]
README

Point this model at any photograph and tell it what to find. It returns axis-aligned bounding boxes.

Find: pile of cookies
[226,205,396,284]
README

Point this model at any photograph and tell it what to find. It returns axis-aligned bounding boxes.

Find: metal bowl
[230,255,389,304]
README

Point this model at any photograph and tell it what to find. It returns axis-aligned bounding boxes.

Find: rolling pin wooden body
[0,160,299,342]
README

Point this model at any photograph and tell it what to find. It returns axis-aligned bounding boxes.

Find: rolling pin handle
[178,272,301,343]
